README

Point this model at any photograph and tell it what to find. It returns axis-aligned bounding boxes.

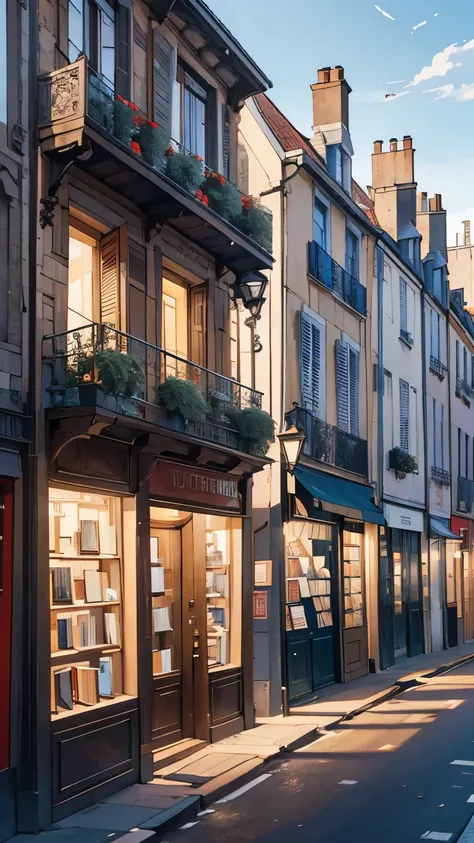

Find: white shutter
[399,278,407,333]
[300,311,321,414]
[336,340,349,432]
[400,379,410,452]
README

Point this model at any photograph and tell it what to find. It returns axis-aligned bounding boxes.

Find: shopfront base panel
[209,667,244,743]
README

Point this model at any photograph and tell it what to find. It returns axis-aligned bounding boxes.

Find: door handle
[193,653,200,659]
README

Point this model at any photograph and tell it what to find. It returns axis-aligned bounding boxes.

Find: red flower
[194,154,204,162]
[150,121,159,129]
[211,172,225,185]
[130,140,141,155]
[116,94,127,104]
[134,114,145,126]
[201,194,209,207]
[128,102,140,112]
[204,170,210,177]
[165,146,176,157]
[196,189,203,200]
[241,195,252,211]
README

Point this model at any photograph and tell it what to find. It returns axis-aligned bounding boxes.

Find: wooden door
[310,535,337,689]
[341,521,368,682]
[0,480,13,773]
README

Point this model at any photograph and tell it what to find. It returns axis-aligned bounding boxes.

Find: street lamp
[277,425,306,473]
[233,271,268,355]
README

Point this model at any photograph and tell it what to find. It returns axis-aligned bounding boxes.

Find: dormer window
[408,238,415,265]
[326,144,351,192]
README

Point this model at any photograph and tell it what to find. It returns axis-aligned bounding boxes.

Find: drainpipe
[376,243,384,507]
[260,159,301,716]
[421,287,432,654]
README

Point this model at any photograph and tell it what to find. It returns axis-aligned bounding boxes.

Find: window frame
[345,221,361,281]
[0,0,6,125]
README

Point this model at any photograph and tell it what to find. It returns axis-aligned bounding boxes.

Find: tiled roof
[352,180,379,226]
[253,93,321,161]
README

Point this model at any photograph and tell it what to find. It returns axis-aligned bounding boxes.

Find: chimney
[416,193,446,260]
[311,65,352,132]
[370,135,417,241]
[463,220,471,247]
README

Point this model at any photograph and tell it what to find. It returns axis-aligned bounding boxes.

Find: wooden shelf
[50,601,120,611]
[206,592,224,598]
[50,555,120,561]
[51,644,121,659]
[51,693,134,721]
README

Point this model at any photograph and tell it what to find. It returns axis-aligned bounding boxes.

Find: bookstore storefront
[148,460,252,751]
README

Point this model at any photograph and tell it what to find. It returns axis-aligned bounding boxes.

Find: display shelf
[51,692,134,721]
[50,601,120,611]
[51,644,121,660]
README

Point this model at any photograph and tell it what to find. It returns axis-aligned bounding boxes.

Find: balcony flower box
[389,447,418,475]
[157,376,208,431]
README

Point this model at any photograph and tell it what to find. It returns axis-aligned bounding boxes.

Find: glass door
[392,529,423,660]
[342,521,368,680]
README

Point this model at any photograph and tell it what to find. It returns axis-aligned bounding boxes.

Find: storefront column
[242,474,255,730]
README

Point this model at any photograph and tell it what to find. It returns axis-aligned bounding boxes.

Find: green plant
[198,172,242,222]
[226,406,275,455]
[138,122,169,168]
[238,203,273,253]
[113,98,135,145]
[95,350,144,398]
[389,447,418,475]
[165,151,203,194]
[157,377,208,422]
[66,354,95,387]
[88,77,114,133]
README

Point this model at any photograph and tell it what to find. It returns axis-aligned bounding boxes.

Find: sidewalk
[10,642,474,843]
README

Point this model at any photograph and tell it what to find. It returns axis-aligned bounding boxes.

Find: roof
[352,181,379,226]
[253,93,322,161]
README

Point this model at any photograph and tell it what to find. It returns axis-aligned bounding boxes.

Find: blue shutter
[336,340,349,432]
[400,379,410,452]
[399,278,407,333]
[300,311,321,414]
[349,348,359,436]
[456,340,460,378]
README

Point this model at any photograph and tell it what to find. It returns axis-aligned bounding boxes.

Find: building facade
[16,0,275,831]
[239,66,383,716]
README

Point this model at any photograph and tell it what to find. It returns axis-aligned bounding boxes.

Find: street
[163,662,474,843]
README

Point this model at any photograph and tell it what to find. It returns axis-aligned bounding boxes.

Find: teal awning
[294,465,385,525]
[430,517,461,541]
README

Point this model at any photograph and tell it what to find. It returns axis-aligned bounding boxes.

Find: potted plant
[226,406,275,455]
[113,95,135,145]
[238,197,273,253]
[137,121,169,169]
[157,376,208,430]
[95,349,144,397]
[198,171,241,222]
[389,447,418,475]
[165,147,203,194]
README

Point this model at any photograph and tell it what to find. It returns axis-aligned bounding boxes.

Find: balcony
[285,405,368,477]
[308,241,367,316]
[388,447,418,476]
[399,329,414,347]
[42,322,264,456]
[431,466,450,486]
[458,476,474,514]
[456,377,474,406]
[37,58,272,274]
[429,356,448,380]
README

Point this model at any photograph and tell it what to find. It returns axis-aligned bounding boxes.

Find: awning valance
[430,517,462,541]
[294,466,384,525]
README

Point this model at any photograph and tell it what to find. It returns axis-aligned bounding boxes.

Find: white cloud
[386,79,406,85]
[423,84,455,100]
[406,40,474,87]
[374,4,395,21]
[434,12,439,17]
[411,20,428,34]
[458,83,474,100]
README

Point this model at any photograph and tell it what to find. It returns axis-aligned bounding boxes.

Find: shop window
[149,510,184,677]
[48,487,136,719]
[343,521,364,628]
[68,232,94,331]
[206,515,242,668]
[284,520,334,633]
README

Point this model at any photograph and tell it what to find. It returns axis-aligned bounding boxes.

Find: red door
[0,480,13,772]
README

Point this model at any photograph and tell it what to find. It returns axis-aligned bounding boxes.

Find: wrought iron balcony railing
[458,476,474,514]
[429,356,448,380]
[285,405,368,477]
[431,466,450,486]
[308,241,367,316]
[37,59,273,269]
[456,376,474,404]
[400,328,414,347]
[42,322,263,453]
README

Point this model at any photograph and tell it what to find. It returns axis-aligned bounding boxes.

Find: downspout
[420,285,432,654]
[376,241,385,667]
[260,159,302,716]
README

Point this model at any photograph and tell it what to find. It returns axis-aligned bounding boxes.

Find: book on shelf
[345,545,360,562]
[209,606,225,626]
[51,567,73,604]
[74,665,100,705]
[206,551,223,565]
[73,578,85,603]
[80,519,99,553]
[84,569,103,603]
[150,536,159,565]
[99,571,109,600]
[297,577,310,598]
[289,603,308,630]
[153,606,172,633]
[287,557,302,578]
[286,578,300,603]
[153,648,172,674]
[57,616,73,650]
[213,573,228,598]
[54,667,74,711]
[104,611,119,646]
[151,566,165,595]
[98,656,114,698]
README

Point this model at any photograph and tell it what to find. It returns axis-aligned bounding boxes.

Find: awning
[430,517,462,541]
[294,465,385,525]
[0,448,21,478]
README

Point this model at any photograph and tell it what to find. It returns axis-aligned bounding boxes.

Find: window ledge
[399,333,414,349]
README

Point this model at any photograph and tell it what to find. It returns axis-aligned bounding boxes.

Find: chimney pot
[373,140,383,154]
[429,194,442,212]
[390,138,398,151]
[463,220,471,247]
[318,66,331,83]
[402,135,412,150]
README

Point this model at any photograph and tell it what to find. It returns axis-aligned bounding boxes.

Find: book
[152,648,172,674]
[345,545,360,561]
[153,606,172,633]
[54,667,74,711]
[287,557,302,578]
[98,656,114,698]
[298,577,310,598]
[99,571,109,601]
[151,566,165,595]
[105,587,117,601]
[74,665,99,705]
[57,616,72,650]
[299,557,310,575]
[80,519,99,553]
[289,604,308,630]
[73,578,85,603]
[84,569,102,603]
[51,567,73,604]
[214,573,228,597]
[104,612,119,645]
[150,536,159,565]
[287,578,300,603]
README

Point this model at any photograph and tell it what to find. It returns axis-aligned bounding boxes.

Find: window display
[48,487,130,719]
[285,520,333,632]
[149,510,183,677]
[343,521,365,628]
[206,515,241,669]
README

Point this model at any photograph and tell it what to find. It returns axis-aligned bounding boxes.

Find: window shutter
[214,284,230,377]
[336,339,349,432]
[116,2,131,100]
[100,228,126,330]
[399,278,407,333]
[349,348,359,436]
[300,311,321,414]
[399,379,410,452]
[190,285,207,368]
[152,29,173,138]
[456,340,460,378]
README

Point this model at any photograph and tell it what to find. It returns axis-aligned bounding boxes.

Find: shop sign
[149,461,241,512]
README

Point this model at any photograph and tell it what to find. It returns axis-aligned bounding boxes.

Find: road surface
[162,661,474,842]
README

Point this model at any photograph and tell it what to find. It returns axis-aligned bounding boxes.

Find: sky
[207,0,474,245]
